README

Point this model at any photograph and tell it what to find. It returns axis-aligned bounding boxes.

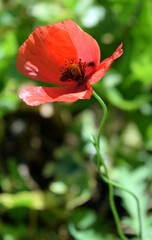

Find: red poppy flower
[17,19,123,106]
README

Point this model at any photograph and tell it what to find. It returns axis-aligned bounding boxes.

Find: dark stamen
[60,59,95,83]
[88,61,95,67]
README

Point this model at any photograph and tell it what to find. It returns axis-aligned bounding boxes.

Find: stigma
[70,63,82,79]
[60,59,95,83]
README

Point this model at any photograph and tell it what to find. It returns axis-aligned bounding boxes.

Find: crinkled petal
[89,43,123,85]
[19,85,93,106]
[56,20,100,66]
[16,24,78,85]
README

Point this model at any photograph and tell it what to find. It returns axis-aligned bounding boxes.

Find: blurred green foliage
[0,0,152,239]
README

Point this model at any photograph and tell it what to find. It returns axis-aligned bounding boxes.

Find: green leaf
[114,165,152,239]
[0,191,45,209]
[68,224,114,240]
[106,88,151,111]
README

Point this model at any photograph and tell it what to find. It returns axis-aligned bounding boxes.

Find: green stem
[94,92,108,148]
[93,90,143,240]
[93,90,127,240]
[101,175,143,240]
[96,146,127,240]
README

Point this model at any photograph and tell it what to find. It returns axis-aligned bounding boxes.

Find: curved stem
[93,90,127,240]
[93,90,143,240]
[93,91,108,148]
[101,175,142,240]
[96,145,127,240]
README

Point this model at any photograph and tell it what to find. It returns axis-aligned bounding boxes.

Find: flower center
[60,59,95,84]
[70,63,83,80]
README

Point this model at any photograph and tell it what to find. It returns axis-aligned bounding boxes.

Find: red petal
[55,20,100,66]
[89,43,123,85]
[16,24,78,85]
[19,85,93,106]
